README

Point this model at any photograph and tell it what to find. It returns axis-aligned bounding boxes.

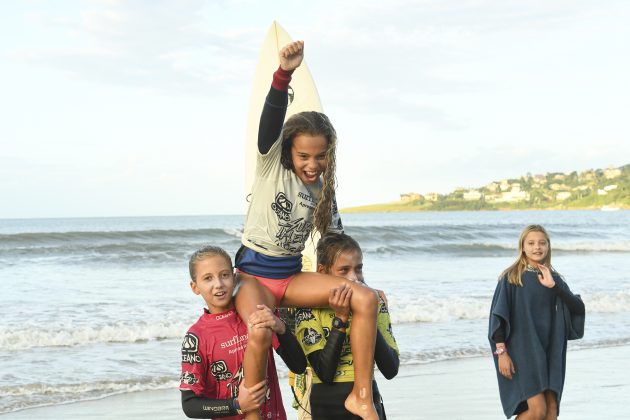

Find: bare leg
[543,391,558,420]
[234,274,276,420]
[516,393,546,420]
[282,271,379,420]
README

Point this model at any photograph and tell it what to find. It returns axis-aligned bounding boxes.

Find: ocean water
[1,210,629,414]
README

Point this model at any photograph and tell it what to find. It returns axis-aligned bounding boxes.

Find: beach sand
[2,345,626,419]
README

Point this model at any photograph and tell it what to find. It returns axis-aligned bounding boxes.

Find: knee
[527,404,547,420]
[247,324,272,349]
[352,286,378,310]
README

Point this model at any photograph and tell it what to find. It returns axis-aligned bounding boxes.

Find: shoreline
[341,205,629,214]
[2,345,627,419]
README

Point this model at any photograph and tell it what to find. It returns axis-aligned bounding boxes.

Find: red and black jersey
[180,309,286,420]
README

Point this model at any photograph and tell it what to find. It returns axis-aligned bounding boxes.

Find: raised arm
[258,41,304,154]
[538,265,585,315]
[553,276,585,314]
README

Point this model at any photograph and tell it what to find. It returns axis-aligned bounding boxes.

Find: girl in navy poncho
[489,225,585,419]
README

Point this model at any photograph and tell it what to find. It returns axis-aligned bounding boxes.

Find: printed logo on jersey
[379,303,389,314]
[271,192,293,221]
[276,217,314,253]
[387,322,396,341]
[180,371,199,385]
[226,365,244,398]
[302,327,323,346]
[322,326,331,339]
[340,344,352,359]
[181,333,202,364]
[211,360,233,381]
[295,309,315,325]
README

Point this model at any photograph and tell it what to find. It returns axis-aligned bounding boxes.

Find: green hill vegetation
[342,164,630,213]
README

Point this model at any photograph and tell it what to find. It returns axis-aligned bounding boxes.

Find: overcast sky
[1,0,629,218]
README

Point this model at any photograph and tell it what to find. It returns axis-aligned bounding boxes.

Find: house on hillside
[400,192,423,202]
[549,183,570,191]
[604,167,622,179]
[485,182,499,192]
[424,192,440,202]
[487,185,529,203]
[463,190,483,201]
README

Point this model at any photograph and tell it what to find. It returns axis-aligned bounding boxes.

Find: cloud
[11,0,262,96]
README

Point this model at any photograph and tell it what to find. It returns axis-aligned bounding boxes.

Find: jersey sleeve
[295,308,327,356]
[257,67,292,154]
[180,330,213,397]
[255,132,286,182]
[377,300,399,355]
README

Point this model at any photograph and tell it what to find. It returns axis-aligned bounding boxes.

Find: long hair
[500,225,553,286]
[188,245,232,281]
[316,232,362,272]
[280,111,337,236]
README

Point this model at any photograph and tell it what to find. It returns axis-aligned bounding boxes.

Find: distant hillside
[342,164,630,213]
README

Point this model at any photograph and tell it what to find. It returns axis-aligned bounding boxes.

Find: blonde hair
[500,224,553,286]
[280,111,338,236]
[188,245,232,281]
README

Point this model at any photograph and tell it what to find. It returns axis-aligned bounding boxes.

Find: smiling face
[190,255,235,314]
[522,231,550,266]
[290,134,328,185]
[324,249,364,284]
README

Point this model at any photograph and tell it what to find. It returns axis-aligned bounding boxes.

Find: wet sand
[2,345,626,419]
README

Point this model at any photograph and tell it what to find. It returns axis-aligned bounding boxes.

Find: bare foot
[344,391,378,420]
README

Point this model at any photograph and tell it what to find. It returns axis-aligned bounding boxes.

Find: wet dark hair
[280,111,338,236]
[316,232,362,271]
[188,245,232,281]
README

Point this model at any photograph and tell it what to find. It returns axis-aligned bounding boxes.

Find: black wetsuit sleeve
[258,68,292,154]
[492,320,507,344]
[275,328,307,374]
[181,390,238,418]
[374,330,399,380]
[306,329,346,384]
[553,279,586,315]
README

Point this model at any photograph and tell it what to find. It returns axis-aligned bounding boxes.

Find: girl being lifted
[235,41,379,420]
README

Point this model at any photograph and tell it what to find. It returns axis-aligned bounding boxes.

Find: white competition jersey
[242,139,342,257]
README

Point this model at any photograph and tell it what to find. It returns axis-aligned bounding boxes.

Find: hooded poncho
[488,269,582,418]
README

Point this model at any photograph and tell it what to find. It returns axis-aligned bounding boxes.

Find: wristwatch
[493,346,507,356]
[332,316,349,330]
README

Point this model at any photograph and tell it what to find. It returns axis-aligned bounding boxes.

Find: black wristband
[233,397,243,415]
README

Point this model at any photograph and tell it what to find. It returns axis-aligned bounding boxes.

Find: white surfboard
[245,21,322,273]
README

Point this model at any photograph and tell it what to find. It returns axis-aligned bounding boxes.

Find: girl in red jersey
[180,246,305,419]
